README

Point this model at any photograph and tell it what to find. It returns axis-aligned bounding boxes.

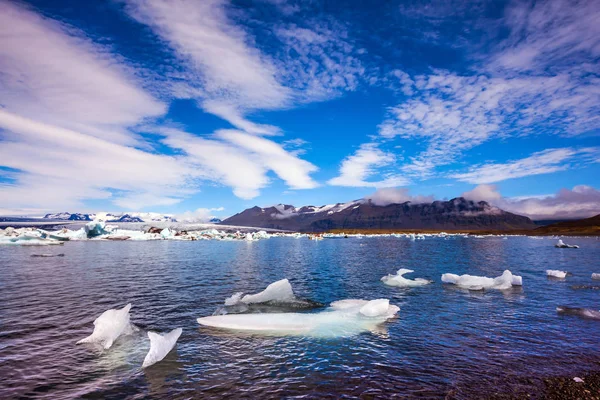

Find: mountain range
[221,198,536,232]
[43,212,177,223]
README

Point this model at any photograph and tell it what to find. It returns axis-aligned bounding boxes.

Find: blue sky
[0,0,599,220]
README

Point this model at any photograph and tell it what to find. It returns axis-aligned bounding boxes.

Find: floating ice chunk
[441,270,522,290]
[546,270,568,279]
[592,273,600,280]
[573,377,584,383]
[359,299,391,317]
[197,299,399,337]
[142,328,182,368]
[381,268,431,287]
[0,236,64,246]
[77,304,133,349]
[85,220,109,238]
[555,239,579,249]
[556,306,600,320]
[160,228,174,239]
[240,279,296,304]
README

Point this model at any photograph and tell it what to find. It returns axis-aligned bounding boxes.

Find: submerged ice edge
[197,299,400,337]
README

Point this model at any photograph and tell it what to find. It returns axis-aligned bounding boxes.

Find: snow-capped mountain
[222,198,536,232]
[43,212,177,223]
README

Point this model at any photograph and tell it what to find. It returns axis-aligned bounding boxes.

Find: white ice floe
[381,268,431,287]
[142,328,183,368]
[592,273,600,280]
[238,279,296,304]
[441,270,522,290]
[555,239,579,249]
[77,304,134,349]
[546,270,568,279]
[197,299,399,337]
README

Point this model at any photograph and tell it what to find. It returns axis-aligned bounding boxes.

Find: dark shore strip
[324,227,599,236]
[541,371,600,399]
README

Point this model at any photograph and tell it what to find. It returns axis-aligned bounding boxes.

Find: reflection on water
[1,236,599,398]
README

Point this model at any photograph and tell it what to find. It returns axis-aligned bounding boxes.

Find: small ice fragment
[441,270,522,290]
[592,273,600,280]
[142,328,183,368]
[546,270,567,279]
[76,304,133,349]
[381,268,431,287]
[555,239,579,248]
[240,279,295,304]
[573,377,584,383]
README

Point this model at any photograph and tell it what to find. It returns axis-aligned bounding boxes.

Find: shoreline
[323,228,600,237]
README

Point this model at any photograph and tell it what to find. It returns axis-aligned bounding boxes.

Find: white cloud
[462,184,600,220]
[0,0,165,146]
[124,0,290,132]
[218,130,318,190]
[461,184,502,203]
[328,143,408,188]
[365,187,434,206]
[450,148,593,184]
[380,71,600,177]
[378,0,600,178]
[123,0,366,131]
[0,110,197,211]
[176,207,225,222]
[159,127,318,199]
[492,0,600,73]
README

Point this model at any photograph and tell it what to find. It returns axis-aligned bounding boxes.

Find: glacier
[77,304,135,349]
[381,268,431,287]
[142,328,183,368]
[197,299,399,337]
[441,270,523,290]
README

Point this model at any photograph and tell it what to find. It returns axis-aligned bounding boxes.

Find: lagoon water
[1,236,599,399]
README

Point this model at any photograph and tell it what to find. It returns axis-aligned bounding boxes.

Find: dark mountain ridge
[222,197,536,232]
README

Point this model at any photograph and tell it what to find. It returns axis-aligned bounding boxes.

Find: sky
[0,0,599,221]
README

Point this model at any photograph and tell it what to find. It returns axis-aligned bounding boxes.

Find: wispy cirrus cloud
[0,0,166,146]
[0,0,322,212]
[158,127,318,199]
[328,143,408,188]
[374,0,600,179]
[123,0,366,133]
[450,147,599,184]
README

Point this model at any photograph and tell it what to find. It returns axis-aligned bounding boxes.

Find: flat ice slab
[198,299,399,337]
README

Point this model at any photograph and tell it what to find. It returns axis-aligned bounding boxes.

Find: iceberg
[381,268,431,287]
[85,220,110,238]
[240,279,296,304]
[77,304,134,349]
[441,270,522,290]
[555,239,579,249]
[556,306,600,320]
[592,273,600,280]
[217,279,322,315]
[142,328,183,368]
[546,270,568,279]
[197,299,399,337]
